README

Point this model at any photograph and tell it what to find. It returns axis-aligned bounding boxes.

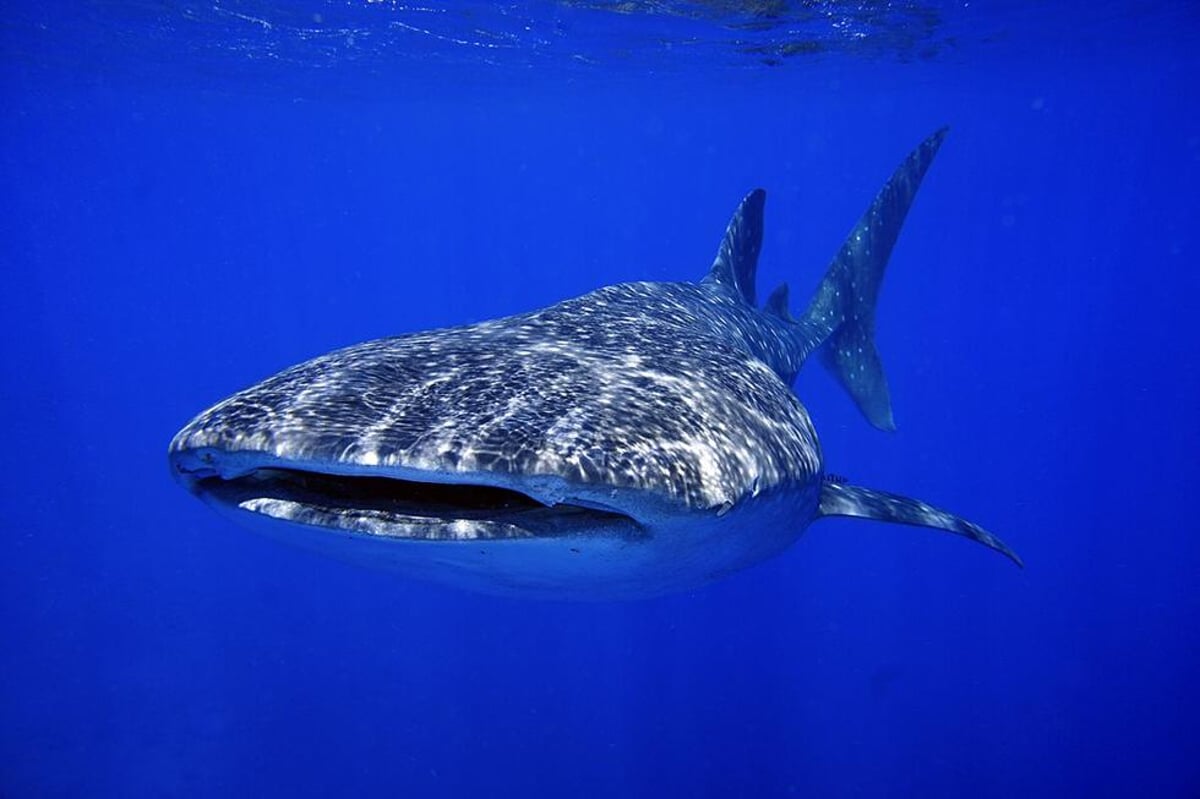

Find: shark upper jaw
[168,445,648,542]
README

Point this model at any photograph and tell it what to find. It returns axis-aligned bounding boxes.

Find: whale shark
[169,128,1020,599]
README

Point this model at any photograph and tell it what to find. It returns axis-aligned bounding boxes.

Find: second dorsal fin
[702,188,765,306]
[764,282,791,320]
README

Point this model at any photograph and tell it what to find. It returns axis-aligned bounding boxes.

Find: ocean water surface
[2,2,1198,796]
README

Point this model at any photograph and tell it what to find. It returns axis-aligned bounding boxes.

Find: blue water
[3,2,1199,796]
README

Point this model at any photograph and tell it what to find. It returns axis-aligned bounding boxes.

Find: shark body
[169,129,1020,599]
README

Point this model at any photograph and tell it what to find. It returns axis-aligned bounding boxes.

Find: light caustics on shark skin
[169,128,1021,600]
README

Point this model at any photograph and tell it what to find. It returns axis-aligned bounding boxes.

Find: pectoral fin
[817,481,1022,567]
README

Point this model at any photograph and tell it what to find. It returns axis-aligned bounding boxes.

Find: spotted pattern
[171,281,822,510]
[169,127,1023,571]
[818,482,1023,567]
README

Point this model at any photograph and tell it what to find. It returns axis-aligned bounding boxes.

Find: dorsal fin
[703,188,765,306]
[764,282,791,320]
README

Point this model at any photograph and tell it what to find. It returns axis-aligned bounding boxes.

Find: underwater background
[2,1,1198,796]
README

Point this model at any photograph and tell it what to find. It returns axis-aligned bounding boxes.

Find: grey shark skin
[169,129,1021,600]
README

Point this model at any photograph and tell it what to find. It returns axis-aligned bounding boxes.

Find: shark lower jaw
[169,448,645,542]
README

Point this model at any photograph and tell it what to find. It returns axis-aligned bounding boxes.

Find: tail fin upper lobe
[798,127,948,431]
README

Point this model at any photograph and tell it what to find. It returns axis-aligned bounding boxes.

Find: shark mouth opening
[190,466,643,541]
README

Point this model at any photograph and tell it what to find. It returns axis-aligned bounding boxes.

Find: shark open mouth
[183,463,643,541]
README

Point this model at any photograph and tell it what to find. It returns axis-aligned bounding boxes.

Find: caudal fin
[818,481,1022,567]
[797,128,948,431]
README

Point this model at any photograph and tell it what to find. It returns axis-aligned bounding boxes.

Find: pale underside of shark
[169,128,1021,600]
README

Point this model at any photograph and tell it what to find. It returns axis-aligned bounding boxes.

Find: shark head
[168,294,826,598]
[168,323,656,546]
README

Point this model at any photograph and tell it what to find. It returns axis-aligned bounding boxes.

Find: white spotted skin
[165,128,1015,595]
[169,280,829,598]
[171,281,822,511]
